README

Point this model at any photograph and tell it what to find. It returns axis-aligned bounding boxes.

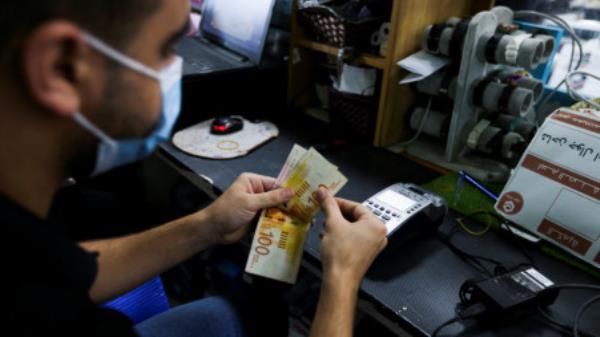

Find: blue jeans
[135,297,245,337]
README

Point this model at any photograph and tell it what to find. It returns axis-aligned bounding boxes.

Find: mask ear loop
[159,56,184,90]
[81,31,160,81]
[73,112,117,148]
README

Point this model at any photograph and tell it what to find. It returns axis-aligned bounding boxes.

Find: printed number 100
[255,231,273,256]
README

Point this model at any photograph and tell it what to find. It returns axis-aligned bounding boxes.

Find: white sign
[496,109,600,269]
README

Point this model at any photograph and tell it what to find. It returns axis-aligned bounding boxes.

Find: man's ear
[21,21,94,118]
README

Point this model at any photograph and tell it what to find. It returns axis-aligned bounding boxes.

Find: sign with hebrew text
[496,109,600,268]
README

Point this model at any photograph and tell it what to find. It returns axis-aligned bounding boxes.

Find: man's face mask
[73,31,183,176]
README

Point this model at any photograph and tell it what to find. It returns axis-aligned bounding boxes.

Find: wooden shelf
[288,0,496,148]
[295,38,387,70]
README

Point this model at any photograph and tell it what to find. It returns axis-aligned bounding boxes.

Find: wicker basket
[328,87,378,142]
[298,5,382,51]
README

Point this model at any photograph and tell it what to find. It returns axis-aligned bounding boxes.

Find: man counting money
[1,1,388,336]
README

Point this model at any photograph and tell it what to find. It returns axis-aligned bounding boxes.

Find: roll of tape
[497,71,544,102]
[516,37,544,69]
[371,30,381,46]
[409,107,449,138]
[379,22,391,42]
[468,119,492,150]
[504,34,531,66]
[476,124,502,154]
[503,33,545,69]
[501,132,525,160]
[507,87,534,117]
[422,25,436,53]
[416,71,457,98]
[496,114,536,139]
[379,22,391,54]
[534,34,555,63]
[438,26,455,56]
[495,35,513,65]
[515,76,544,102]
[481,81,533,117]
[373,23,390,49]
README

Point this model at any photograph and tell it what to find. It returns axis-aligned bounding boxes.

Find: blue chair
[102,277,170,324]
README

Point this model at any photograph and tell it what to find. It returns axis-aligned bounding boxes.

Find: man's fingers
[251,188,293,209]
[257,175,278,191]
[335,198,370,220]
[241,173,278,192]
[316,187,343,223]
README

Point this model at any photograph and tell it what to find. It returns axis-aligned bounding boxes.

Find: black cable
[431,303,487,337]
[459,210,536,266]
[538,304,600,337]
[537,301,578,336]
[499,221,535,266]
[536,284,600,337]
[439,211,535,278]
[441,213,600,337]
[431,317,460,337]
[574,295,600,337]
[445,212,508,276]
[437,232,499,277]
[549,284,600,292]
[459,281,477,305]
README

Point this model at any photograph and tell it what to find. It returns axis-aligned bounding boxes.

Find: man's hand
[308,187,387,337]
[204,173,293,245]
[82,173,291,303]
[316,187,388,288]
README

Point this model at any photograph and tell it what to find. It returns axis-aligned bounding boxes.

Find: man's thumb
[316,187,342,221]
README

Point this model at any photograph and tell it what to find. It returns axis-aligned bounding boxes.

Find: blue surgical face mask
[73,32,183,176]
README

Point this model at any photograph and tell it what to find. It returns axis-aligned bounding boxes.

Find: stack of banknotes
[245,145,348,283]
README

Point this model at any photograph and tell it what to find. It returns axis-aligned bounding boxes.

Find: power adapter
[463,267,559,323]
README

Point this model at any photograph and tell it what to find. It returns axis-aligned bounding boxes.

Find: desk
[159,117,600,336]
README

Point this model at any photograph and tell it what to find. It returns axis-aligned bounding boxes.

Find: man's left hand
[204,173,293,245]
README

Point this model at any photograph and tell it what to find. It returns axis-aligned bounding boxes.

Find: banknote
[245,208,310,284]
[275,144,307,187]
[280,148,348,223]
[246,145,347,284]
[275,145,340,187]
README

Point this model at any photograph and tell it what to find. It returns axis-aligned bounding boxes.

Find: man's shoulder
[0,193,98,286]
[0,196,136,336]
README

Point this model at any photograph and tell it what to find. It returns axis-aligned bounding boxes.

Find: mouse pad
[172,117,279,159]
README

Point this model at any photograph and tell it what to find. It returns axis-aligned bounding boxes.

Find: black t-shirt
[1,194,138,336]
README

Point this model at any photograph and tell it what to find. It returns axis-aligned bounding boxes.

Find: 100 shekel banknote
[245,145,347,284]
[245,207,310,283]
[279,147,347,223]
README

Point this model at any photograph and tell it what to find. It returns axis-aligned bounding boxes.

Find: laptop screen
[191,0,203,11]
[200,0,276,64]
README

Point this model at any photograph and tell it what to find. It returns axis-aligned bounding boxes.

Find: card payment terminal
[362,184,447,243]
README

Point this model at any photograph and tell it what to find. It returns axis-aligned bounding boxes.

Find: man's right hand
[316,187,388,289]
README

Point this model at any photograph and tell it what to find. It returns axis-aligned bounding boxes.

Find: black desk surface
[159,119,600,336]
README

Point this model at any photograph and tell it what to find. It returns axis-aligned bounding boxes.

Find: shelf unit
[296,38,387,69]
[288,0,495,147]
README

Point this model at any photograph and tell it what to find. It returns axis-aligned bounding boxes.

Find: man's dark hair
[0,0,162,66]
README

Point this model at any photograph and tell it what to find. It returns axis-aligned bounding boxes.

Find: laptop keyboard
[177,36,253,75]
[187,59,219,73]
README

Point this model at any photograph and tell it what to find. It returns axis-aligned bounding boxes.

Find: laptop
[179,0,276,76]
